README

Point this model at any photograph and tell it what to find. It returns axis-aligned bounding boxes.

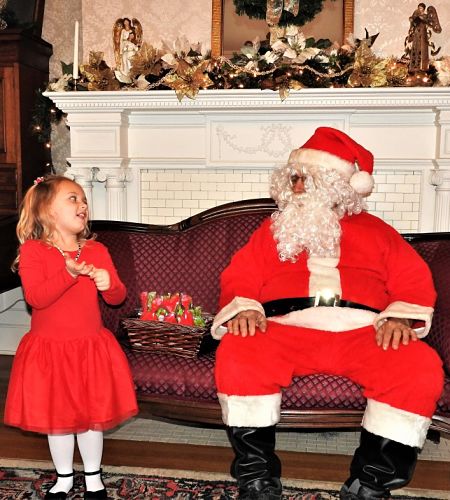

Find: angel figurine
[113,17,143,83]
[404,3,441,73]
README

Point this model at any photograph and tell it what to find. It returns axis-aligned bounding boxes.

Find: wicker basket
[121,313,215,358]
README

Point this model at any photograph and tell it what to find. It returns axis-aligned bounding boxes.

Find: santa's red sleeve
[372,223,436,338]
[211,219,271,339]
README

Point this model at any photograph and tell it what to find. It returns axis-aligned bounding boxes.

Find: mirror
[211,0,354,58]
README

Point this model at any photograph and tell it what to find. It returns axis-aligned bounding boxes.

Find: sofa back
[92,199,276,335]
[92,198,450,374]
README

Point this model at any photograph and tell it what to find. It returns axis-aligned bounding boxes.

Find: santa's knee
[394,341,444,409]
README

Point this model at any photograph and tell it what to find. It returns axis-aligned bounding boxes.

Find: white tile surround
[140,168,422,231]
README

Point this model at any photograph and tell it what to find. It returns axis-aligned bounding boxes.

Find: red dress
[4,239,138,434]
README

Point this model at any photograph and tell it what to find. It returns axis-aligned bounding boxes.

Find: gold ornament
[129,42,163,80]
[385,58,408,87]
[163,60,213,101]
[348,42,387,87]
[80,52,121,91]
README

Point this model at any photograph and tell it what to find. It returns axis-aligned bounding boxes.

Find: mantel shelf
[44,87,450,112]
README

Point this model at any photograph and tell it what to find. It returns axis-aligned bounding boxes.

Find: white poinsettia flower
[316,54,330,63]
[135,74,150,90]
[291,47,320,64]
[283,47,298,59]
[284,24,300,38]
[434,56,450,86]
[329,48,338,57]
[240,37,261,59]
[264,50,280,64]
[271,40,288,52]
[244,60,259,71]
[341,33,357,52]
[287,31,307,53]
[161,52,178,66]
[48,74,71,92]
[173,35,191,55]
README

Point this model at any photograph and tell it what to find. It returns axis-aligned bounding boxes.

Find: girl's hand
[88,267,111,291]
[65,257,94,279]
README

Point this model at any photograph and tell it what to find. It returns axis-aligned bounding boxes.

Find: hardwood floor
[1,355,449,493]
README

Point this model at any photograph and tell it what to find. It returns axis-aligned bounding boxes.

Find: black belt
[262,297,380,317]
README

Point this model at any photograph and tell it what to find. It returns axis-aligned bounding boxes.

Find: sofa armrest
[426,312,450,375]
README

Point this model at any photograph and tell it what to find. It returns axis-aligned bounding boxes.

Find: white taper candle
[73,20,79,80]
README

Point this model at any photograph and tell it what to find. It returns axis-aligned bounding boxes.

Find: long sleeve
[373,226,436,337]
[212,219,272,338]
[19,241,78,310]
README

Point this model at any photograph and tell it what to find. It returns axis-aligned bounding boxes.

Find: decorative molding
[216,124,294,158]
[43,88,450,111]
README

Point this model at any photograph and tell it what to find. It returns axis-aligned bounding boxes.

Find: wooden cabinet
[0,28,52,292]
[0,28,52,214]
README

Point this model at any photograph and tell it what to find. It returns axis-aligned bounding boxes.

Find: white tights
[47,430,104,493]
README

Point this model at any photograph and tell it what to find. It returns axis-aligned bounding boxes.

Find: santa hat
[288,127,375,196]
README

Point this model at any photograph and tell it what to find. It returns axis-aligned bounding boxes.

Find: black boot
[340,429,418,499]
[227,426,282,499]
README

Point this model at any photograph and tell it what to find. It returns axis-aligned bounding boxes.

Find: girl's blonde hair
[12,175,91,270]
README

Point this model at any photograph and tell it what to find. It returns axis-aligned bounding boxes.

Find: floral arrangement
[33,26,450,151]
[139,291,206,327]
[46,26,450,102]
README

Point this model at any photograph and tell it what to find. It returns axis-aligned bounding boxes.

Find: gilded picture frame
[211,0,355,58]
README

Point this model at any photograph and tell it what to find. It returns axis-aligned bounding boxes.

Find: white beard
[270,165,366,262]
[271,192,342,261]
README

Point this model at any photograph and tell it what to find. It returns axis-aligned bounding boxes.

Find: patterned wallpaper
[354,0,449,58]
[42,1,449,80]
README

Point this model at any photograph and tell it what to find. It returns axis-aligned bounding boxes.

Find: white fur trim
[289,148,354,180]
[211,297,265,340]
[271,307,376,331]
[349,170,374,196]
[374,301,434,339]
[307,257,341,297]
[363,399,430,448]
[218,392,281,427]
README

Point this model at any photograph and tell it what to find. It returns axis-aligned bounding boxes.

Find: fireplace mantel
[45,88,450,231]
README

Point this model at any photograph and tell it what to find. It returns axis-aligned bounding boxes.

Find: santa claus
[211,127,444,500]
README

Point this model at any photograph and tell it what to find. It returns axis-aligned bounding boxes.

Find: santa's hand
[227,310,267,338]
[88,267,111,291]
[376,317,417,350]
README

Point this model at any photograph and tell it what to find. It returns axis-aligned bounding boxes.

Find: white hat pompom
[350,170,374,196]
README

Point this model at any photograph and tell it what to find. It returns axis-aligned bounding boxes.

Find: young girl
[4,175,138,499]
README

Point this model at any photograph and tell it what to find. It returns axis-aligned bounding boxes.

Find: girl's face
[49,181,88,238]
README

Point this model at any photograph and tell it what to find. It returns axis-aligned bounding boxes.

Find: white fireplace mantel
[45,87,450,231]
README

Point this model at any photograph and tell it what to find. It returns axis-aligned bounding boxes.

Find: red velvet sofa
[92,198,450,439]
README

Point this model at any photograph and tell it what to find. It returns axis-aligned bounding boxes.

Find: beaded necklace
[53,240,82,261]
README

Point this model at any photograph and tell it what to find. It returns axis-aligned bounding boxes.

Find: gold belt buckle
[314,290,340,307]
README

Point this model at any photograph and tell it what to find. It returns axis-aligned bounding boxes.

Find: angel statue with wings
[113,17,143,83]
[404,3,441,73]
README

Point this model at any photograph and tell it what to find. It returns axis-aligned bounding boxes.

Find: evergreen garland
[232,0,332,27]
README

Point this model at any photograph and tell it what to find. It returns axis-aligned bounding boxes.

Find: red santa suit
[212,212,444,448]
